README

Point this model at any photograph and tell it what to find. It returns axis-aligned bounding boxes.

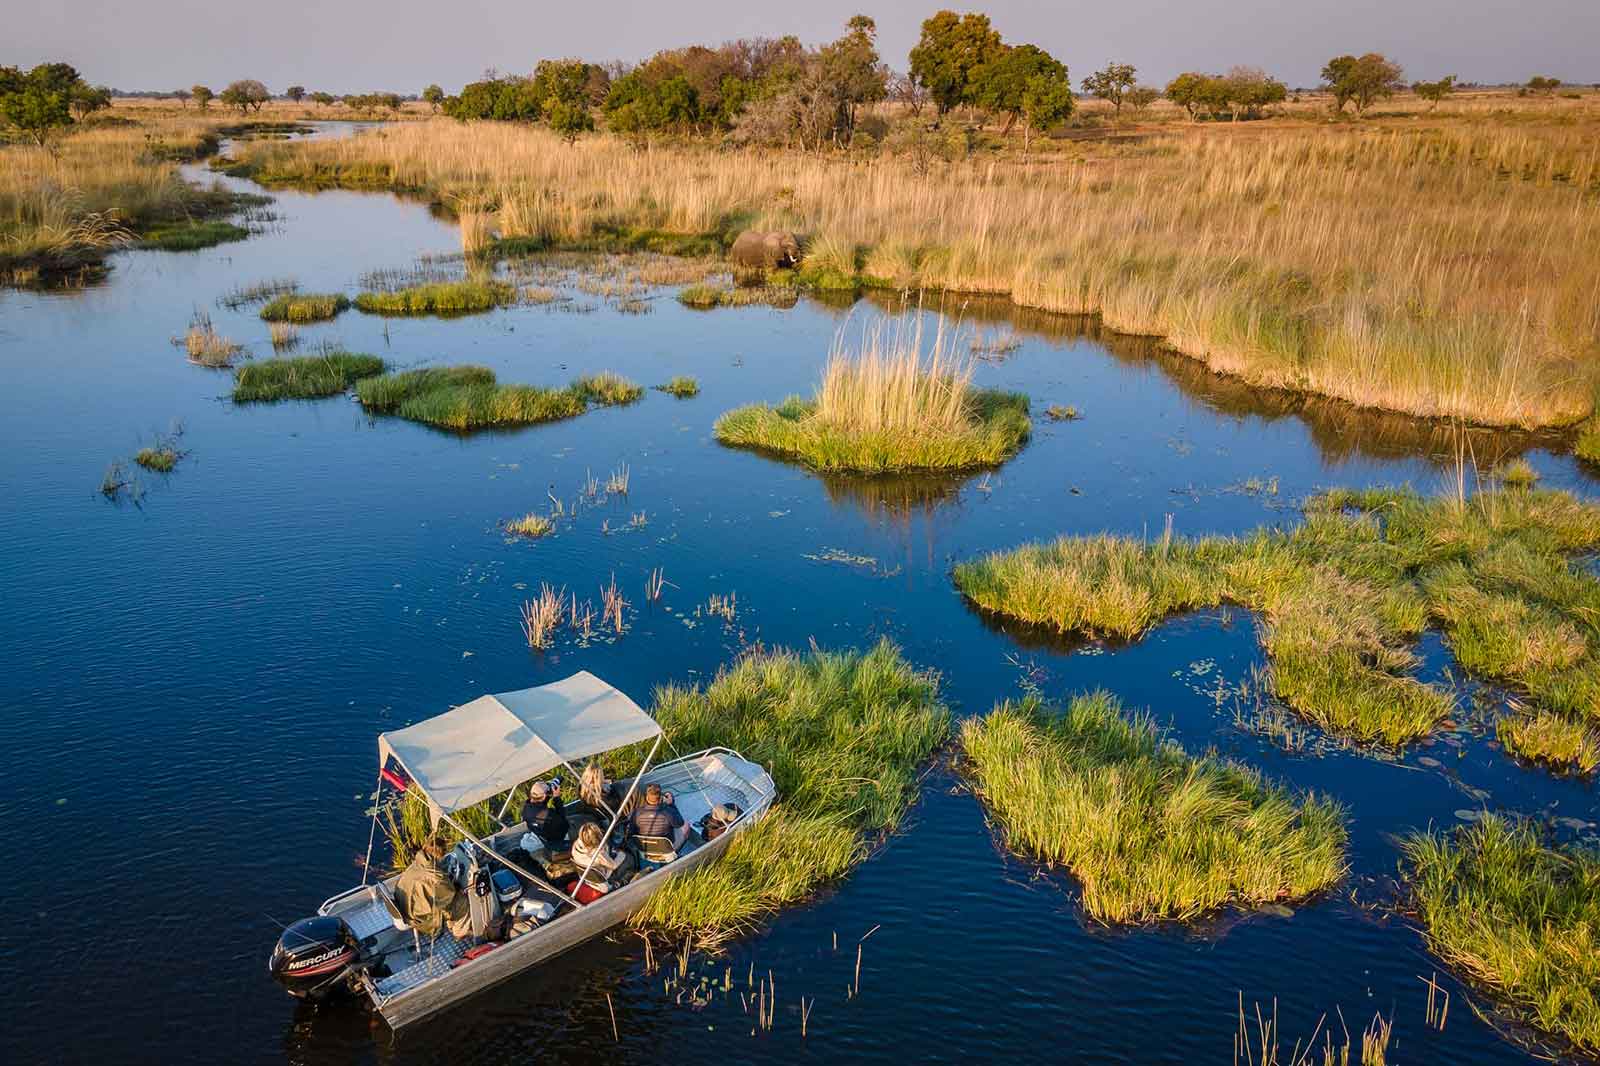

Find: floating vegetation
[1402,814,1600,1054]
[506,513,554,539]
[655,376,700,398]
[705,592,738,621]
[232,351,386,403]
[956,486,1600,755]
[970,329,1021,358]
[176,309,244,367]
[354,365,641,431]
[632,640,949,942]
[268,321,299,351]
[520,584,565,648]
[1232,996,1396,1066]
[1044,404,1079,421]
[100,461,131,498]
[258,292,350,323]
[134,446,179,472]
[1491,458,1540,489]
[140,219,249,251]
[353,279,514,316]
[962,693,1347,924]
[716,321,1030,474]
[677,283,798,310]
[218,277,297,310]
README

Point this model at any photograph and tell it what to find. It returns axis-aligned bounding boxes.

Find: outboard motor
[268,915,361,999]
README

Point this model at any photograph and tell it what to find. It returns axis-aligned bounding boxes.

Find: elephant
[729,230,800,272]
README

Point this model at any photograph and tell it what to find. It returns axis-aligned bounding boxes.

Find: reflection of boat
[266,672,775,1030]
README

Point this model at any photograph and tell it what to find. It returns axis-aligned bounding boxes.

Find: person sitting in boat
[629,783,689,849]
[578,761,623,817]
[395,836,472,939]
[571,821,635,884]
[520,780,569,851]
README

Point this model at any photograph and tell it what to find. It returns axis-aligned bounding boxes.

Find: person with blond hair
[571,821,634,883]
[579,761,621,816]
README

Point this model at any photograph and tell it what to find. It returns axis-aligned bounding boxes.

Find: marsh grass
[962,694,1346,924]
[1402,815,1600,1054]
[353,279,513,316]
[655,376,700,398]
[955,486,1600,754]
[258,292,350,323]
[632,640,949,941]
[506,513,554,538]
[268,321,299,351]
[219,277,297,310]
[134,446,179,472]
[677,282,799,310]
[227,115,1600,427]
[715,320,1030,473]
[178,310,243,367]
[354,365,641,430]
[140,219,248,251]
[232,351,385,402]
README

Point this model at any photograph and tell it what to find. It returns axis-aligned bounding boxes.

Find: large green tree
[219,79,270,114]
[971,44,1069,136]
[908,10,1002,113]
[1412,74,1456,109]
[1321,53,1404,113]
[191,84,214,110]
[1082,62,1138,114]
[1,63,85,147]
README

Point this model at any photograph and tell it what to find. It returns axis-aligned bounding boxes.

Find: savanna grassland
[223,91,1600,429]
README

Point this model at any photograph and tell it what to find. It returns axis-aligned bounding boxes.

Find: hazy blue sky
[7,1,1595,94]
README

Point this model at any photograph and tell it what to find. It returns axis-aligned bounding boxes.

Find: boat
[266,671,776,1029]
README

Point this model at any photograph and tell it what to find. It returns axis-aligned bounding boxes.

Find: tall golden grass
[815,318,973,435]
[234,110,1600,427]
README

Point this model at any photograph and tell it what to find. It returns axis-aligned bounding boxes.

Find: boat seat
[633,835,678,864]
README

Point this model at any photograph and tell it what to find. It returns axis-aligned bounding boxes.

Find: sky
[6,0,1596,95]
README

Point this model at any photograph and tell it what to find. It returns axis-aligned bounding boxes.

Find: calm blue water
[0,128,1595,1065]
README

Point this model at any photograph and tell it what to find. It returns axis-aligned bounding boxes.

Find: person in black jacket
[521,780,569,850]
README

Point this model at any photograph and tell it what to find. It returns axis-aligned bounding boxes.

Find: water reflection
[818,470,974,524]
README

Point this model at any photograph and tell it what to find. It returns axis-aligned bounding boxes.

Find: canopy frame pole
[576,732,662,891]
[360,766,384,886]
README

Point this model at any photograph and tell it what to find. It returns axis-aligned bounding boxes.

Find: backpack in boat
[466,863,505,941]
[700,802,742,841]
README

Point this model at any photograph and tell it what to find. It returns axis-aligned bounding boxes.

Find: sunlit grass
[134,446,179,472]
[353,279,513,316]
[139,219,248,251]
[632,639,949,940]
[506,513,553,538]
[258,292,349,322]
[232,351,385,402]
[355,365,641,430]
[655,376,699,398]
[962,693,1347,923]
[716,320,1029,473]
[1403,815,1600,1054]
[955,486,1600,754]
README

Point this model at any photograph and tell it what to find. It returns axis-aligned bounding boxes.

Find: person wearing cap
[395,835,472,938]
[521,779,569,850]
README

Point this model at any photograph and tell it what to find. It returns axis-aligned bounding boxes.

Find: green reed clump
[258,292,350,323]
[655,376,699,398]
[506,513,554,538]
[355,365,641,430]
[962,694,1347,923]
[632,639,950,940]
[677,283,798,310]
[232,351,386,402]
[353,279,514,316]
[140,219,249,251]
[1578,420,1600,466]
[1402,815,1600,1054]
[716,325,1031,474]
[134,446,179,472]
[955,486,1600,756]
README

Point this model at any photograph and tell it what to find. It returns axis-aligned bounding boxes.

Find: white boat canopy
[377,672,662,819]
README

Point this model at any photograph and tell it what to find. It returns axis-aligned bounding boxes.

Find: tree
[816,14,887,140]
[1412,74,1456,110]
[310,91,335,107]
[220,79,270,114]
[1125,85,1161,113]
[69,83,112,120]
[1224,66,1287,119]
[971,44,1068,136]
[1321,53,1404,113]
[1018,67,1074,149]
[1526,75,1561,95]
[191,84,213,111]
[422,84,444,112]
[172,89,190,109]
[604,71,699,141]
[908,10,1002,114]
[1082,62,1138,114]
[285,84,305,103]
[1,63,83,147]
[888,70,928,116]
[546,98,594,143]
[1165,72,1208,120]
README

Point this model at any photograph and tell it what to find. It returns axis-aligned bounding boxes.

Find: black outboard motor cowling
[268,915,360,999]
